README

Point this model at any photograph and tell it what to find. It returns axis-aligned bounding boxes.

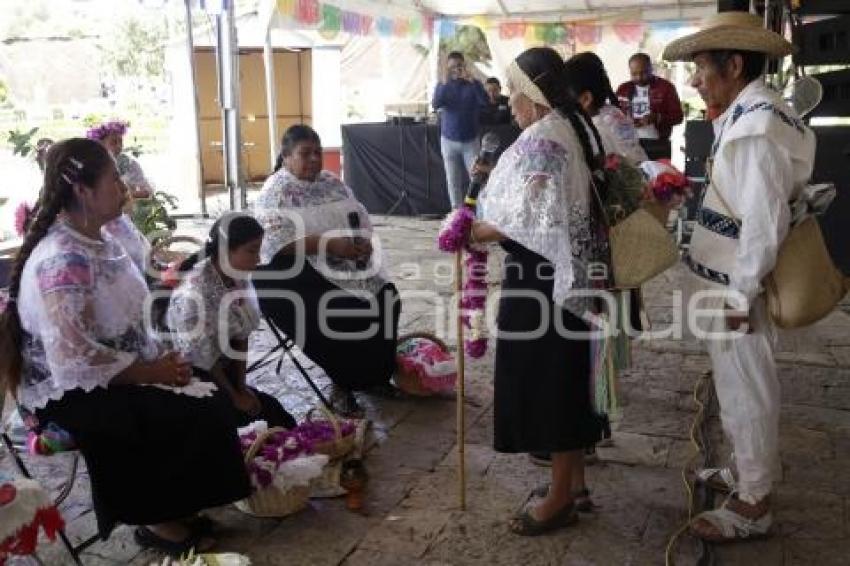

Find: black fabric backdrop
[342,122,521,216]
[812,126,850,274]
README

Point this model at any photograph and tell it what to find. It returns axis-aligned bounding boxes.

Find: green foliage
[602,157,646,225]
[124,143,145,158]
[82,114,103,128]
[130,190,178,244]
[7,126,39,158]
[439,25,491,67]
[99,16,167,81]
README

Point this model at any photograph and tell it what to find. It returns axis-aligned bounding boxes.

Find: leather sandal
[509,503,578,536]
[531,485,594,512]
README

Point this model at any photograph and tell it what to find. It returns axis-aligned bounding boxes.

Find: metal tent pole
[184,0,207,215]
[215,0,245,210]
[263,31,280,171]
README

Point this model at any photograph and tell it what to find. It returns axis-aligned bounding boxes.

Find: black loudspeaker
[808,68,850,118]
[638,139,672,161]
[812,126,850,275]
[793,15,850,65]
[683,120,714,179]
[717,0,749,11]
[796,0,850,15]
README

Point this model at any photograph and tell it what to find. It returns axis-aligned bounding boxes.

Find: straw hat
[663,11,794,62]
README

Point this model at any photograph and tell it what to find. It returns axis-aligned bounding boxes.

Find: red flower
[604,153,621,171]
[160,262,182,289]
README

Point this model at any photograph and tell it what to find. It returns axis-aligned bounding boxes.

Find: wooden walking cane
[447,132,501,512]
[456,248,466,511]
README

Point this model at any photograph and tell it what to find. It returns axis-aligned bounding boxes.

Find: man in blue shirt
[432,51,488,208]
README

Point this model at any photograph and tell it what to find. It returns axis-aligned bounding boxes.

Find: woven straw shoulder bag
[710,182,848,329]
[590,176,679,289]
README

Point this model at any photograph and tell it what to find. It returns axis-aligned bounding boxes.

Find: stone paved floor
[3,216,850,565]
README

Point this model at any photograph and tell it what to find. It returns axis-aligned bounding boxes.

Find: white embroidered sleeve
[727,137,793,304]
[39,280,137,392]
[167,289,219,371]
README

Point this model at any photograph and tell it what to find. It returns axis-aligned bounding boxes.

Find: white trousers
[704,296,781,503]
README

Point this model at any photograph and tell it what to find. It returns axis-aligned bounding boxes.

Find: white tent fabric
[160,0,716,212]
[394,0,714,20]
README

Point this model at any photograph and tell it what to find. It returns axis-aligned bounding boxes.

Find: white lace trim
[143,378,218,398]
[480,112,598,309]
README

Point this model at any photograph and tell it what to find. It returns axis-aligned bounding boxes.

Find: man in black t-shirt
[480,77,511,125]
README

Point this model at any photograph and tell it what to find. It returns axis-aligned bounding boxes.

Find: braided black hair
[177,213,264,273]
[0,138,113,394]
[564,52,620,112]
[514,47,606,178]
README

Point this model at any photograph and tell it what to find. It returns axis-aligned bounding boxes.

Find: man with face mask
[432,51,489,209]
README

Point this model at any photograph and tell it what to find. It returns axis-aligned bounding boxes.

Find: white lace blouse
[593,104,648,164]
[116,152,154,196]
[17,220,161,410]
[479,111,608,316]
[253,169,387,295]
[102,213,149,275]
[166,258,260,372]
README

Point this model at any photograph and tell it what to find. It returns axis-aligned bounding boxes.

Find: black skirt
[493,240,605,453]
[36,385,251,539]
[194,363,297,430]
[254,252,401,391]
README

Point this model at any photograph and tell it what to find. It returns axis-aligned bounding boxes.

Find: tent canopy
[388,0,714,19]
[259,0,716,31]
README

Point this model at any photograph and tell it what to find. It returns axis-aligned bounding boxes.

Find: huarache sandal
[693,467,737,493]
[689,497,772,543]
[531,485,595,512]
[133,526,214,556]
[509,503,578,536]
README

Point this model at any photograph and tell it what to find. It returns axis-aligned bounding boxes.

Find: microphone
[347,211,368,270]
[464,132,500,208]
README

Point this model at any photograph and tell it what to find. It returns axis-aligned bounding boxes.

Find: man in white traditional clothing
[663,12,816,541]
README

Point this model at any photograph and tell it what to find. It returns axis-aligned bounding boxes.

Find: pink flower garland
[14,202,33,237]
[437,207,489,359]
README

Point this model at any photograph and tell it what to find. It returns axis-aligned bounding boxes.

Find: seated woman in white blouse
[167,212,296,429]
[253,125,402,417]
[0,138,250,555]
[23,137,150,275]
